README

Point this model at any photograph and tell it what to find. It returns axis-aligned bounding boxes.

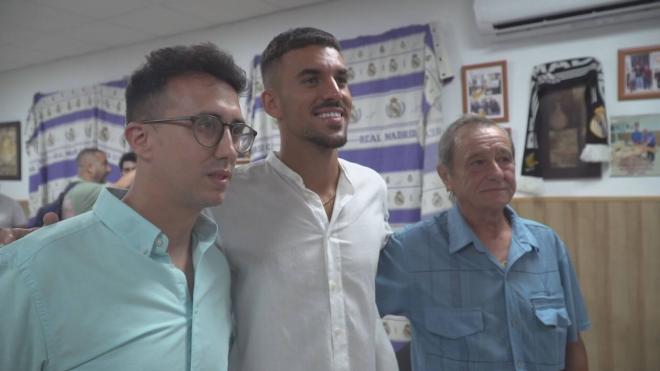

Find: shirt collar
[446,205,477,254]
[507,206,540,252]
[266,151,355,197]
[266,151,306,191]
[446,204,539,254]
[93,188,219,257]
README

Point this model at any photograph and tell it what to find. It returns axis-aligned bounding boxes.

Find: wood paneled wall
[511,197,660,371]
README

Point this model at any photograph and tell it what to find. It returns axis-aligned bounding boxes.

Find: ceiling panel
[161,0,279,24]
[0,1,89,32]
[106,5,218,36]
[31,0,156,19]
[57,21,157,47]
[0,0,336,73]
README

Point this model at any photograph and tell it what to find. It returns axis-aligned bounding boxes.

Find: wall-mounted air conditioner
[474,0,660,38]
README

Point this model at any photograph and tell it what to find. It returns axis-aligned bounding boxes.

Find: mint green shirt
[0,188,231,371]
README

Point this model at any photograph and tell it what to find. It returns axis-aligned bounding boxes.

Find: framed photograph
[618,44,660,100]
[461,60,508,122]
[0,121,21,180]
[610,114,659,177]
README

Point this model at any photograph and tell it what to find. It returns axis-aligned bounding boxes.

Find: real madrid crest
[412,54,421,69]
[65,127,75,142]
[100,126,110,142]
[389,58,398,73]
[394,191,405,206]
[350,106,361,124]
[386,97,405,118]
[367,63,377,77]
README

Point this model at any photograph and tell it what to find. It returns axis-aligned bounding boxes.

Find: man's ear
[437,163,452,192]
[124,123,153,162]
[261,89,283,120]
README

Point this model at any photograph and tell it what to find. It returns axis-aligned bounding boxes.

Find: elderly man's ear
[436,164,452,193]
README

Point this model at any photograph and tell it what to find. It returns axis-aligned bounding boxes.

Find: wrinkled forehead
[456,125,513,153]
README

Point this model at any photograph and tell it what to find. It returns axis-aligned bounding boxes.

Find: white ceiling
[0,0,333,74]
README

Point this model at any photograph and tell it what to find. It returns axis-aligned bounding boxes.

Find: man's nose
[486,160,505,179]
[215,127,237,161]
[321,77,343,100]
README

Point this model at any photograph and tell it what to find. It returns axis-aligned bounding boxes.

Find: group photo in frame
[618,44,660,100]
[461,60,509,122]
[0,121,21,180]
[610,114,659,177]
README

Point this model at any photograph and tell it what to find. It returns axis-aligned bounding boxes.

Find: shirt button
[334,328,342,336]
[511,319,517,328]
[329,281,336,291]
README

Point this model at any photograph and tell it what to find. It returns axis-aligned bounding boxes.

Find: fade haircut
[438,114,514,173]
[125,43,247,122]
[260,27,341,89]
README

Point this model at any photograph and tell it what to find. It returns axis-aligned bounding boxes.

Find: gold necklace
[323,194,336,206]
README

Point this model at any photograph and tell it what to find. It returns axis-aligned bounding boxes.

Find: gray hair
[438,114,514,171]
[438,114,514,202]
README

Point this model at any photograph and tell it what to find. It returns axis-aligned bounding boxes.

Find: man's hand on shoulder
[0,212,60,245]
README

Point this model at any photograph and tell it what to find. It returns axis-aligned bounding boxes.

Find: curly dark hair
[125,43,247,122]
[260,27,341,88]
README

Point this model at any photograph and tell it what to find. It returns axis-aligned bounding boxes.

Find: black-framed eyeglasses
[141,114,258,154]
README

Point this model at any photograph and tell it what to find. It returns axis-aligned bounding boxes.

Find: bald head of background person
[76,147,112,183]
[0,42,256,370]
[62,148,138,218]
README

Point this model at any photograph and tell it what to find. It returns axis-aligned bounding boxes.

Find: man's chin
[309,135,347,149]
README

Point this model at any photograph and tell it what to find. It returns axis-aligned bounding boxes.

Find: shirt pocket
[425,308,484,338]
[419,307,484,365]
[531,295,572,328]
[528,295,570,365]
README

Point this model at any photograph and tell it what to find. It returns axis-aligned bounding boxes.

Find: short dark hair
[125,43,247,122]
[119,151,137,170]
[438,114,514,172]
[260,27,341,88]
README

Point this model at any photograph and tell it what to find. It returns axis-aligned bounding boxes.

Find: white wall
[1,0,659,200]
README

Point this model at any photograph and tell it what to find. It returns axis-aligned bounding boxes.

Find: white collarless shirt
[212,151,397,371]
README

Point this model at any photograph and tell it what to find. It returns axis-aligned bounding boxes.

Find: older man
[376,114,590,371]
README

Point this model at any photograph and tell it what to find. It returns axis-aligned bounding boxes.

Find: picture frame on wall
[618,44,660,100]
[461,60,508,123]
[0,121,22,180]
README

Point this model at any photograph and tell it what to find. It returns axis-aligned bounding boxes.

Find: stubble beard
[304,126,348,149]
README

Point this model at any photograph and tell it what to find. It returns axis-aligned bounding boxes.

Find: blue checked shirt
[377,205,590,371]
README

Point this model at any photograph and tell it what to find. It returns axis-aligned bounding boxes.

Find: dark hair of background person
[119,152,137,170]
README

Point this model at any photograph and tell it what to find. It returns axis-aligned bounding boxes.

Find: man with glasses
[212,28,398,371]
[0,43,256,370]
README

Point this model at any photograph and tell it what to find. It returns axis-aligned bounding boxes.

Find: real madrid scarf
[519,57,609,193]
